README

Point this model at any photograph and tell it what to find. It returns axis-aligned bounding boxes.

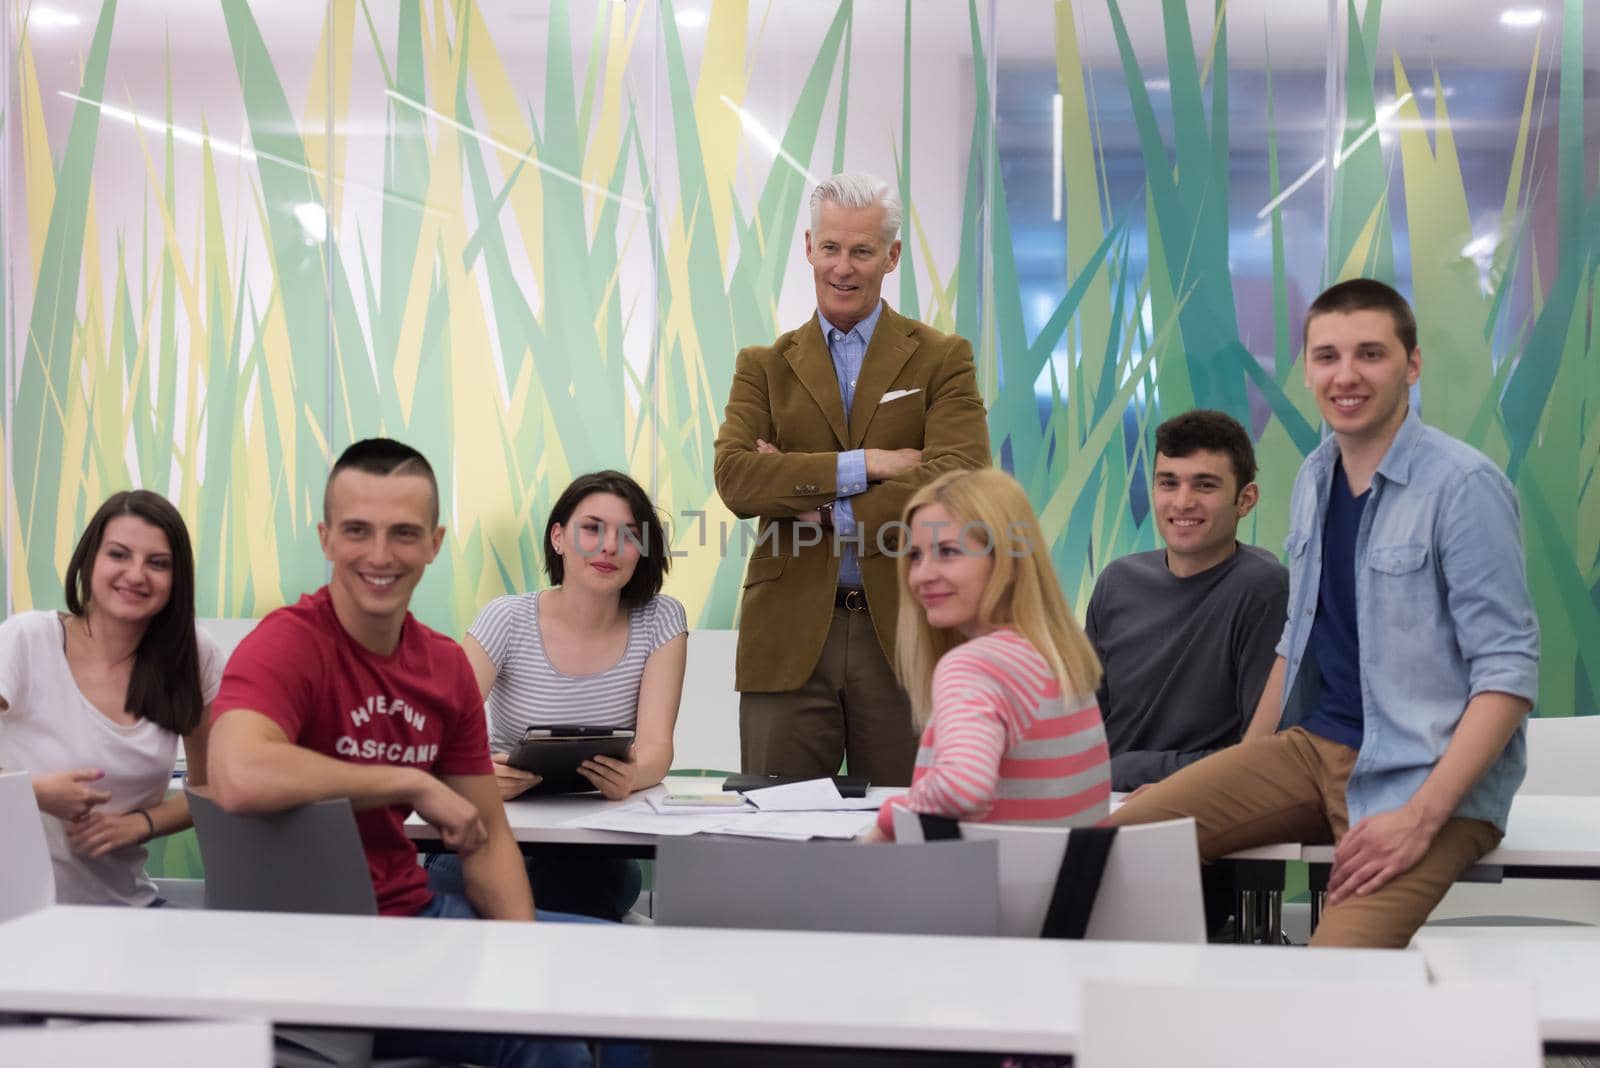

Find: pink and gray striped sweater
[877,628,1111,839]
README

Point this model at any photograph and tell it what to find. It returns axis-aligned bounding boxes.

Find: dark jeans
[425,847,642,921]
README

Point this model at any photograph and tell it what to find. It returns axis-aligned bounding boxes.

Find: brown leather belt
[835,587,868,613]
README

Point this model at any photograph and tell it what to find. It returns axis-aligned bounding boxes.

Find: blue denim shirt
[1275,407,1539,831]
[817,302,882,586]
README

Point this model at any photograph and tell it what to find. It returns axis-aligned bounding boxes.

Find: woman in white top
[0,490,222,906]
[428,471,687,918]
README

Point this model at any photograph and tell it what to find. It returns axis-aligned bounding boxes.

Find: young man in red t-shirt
[208,439,592,1068]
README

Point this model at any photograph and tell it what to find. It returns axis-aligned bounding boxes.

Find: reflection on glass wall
[7,1,1597,711]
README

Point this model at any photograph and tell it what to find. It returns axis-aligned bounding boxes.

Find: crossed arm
[713,342,989,529]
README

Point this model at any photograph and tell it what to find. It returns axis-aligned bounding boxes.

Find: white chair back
[1077,979,1541,1068]
[195,617,259,661]
[0,770,55,920]
[893,808,1205,942]
[0,1020,271,1068]
[1523,715,1600,795]
[672,630,741,773]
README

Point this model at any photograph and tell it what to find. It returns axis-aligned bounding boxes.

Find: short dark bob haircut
[543,471,669,609]
[65,490,204,736]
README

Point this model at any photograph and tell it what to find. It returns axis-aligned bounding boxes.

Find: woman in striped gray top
[427,471,687,919]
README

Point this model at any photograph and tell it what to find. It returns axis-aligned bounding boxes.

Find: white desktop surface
[406,777,893,846]
[1416,931,1600,1044]
[1302,795,1600,869]
[409,779,1304,860]
[0,906,1426,1054]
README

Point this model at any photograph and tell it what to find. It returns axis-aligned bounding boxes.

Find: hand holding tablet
[506,726,636,796]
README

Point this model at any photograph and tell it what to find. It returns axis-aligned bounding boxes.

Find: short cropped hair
[1154,409,1258,491]
[543,471,670,610]
[324,438,440,526]
[1304,278,1418,353]
[809,173,902,243]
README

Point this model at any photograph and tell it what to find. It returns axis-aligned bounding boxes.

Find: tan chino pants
[1110,726,1501,948]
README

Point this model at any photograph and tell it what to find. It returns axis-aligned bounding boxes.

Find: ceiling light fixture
[1499,8,1545,29]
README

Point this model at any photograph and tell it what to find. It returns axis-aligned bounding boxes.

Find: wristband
[134,808,155,842]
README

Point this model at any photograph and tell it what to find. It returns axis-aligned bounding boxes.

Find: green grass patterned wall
[10,0,1597,714]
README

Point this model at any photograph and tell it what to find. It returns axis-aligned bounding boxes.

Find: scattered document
[743,778,880,812]
[709,811,878,841]
[565,805,733,837]
[561,786,882,840]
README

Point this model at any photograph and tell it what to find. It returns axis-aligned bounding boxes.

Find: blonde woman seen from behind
[866,469,1110,841]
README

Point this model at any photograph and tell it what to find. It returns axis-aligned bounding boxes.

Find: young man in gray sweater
[1085,410,1289,793]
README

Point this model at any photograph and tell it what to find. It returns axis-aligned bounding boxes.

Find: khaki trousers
[738,603,918,787]
[1109,726,1501,948]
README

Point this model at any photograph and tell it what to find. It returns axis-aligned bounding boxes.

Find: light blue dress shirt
[816,302,882,588]
[1275,407,1540,832]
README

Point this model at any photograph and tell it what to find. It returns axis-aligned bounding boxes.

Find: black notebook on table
[721,774,870,798]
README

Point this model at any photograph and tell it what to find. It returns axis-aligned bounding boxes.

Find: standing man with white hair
[714,172,991,785]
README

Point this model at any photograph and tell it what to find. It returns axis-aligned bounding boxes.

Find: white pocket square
[880,388,922,404]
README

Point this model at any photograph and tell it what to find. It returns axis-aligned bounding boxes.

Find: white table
[1416,930,1600,1046]
[0,906,1428,1055]
[1303,795,1600,875]
[406,777,896,851]
[408,779,1307,859]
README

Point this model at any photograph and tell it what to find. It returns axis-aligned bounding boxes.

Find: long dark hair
[64,491,203,736]
[543,471,670,609]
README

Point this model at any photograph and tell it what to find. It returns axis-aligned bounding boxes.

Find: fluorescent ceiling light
[26,5,80,30]
[1144,78,1171,92]
[1460,233,1497,260]
[1051,93,1063,223]
[1255,93,1411,219]
[719,95,818,185]
[385,90,644,212]
[294,202,328,244]
[1499,8,1545,28]
[59,90,442,220]
[676,9,708,29]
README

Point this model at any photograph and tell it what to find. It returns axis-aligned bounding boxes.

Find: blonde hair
[894,469,1102,728]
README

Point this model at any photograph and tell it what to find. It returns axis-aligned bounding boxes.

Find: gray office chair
[187,788,377,916]
[653,836,1001,935]
[186,788,438,1068]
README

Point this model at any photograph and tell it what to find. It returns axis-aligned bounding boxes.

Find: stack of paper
[560,781,883,841]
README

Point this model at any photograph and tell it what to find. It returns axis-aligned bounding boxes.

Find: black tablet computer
[507,726,635,795]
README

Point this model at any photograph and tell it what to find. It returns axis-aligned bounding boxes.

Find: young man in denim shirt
[1111,279,1539,948]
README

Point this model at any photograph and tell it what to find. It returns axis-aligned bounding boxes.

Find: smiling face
[88,515,174,626]
[549,491,644,597]
[905,502,996,639]
[805,200,901,334]
[318,469,443,645]
[1304,308,1421,448]
[1152,448,1257,576]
